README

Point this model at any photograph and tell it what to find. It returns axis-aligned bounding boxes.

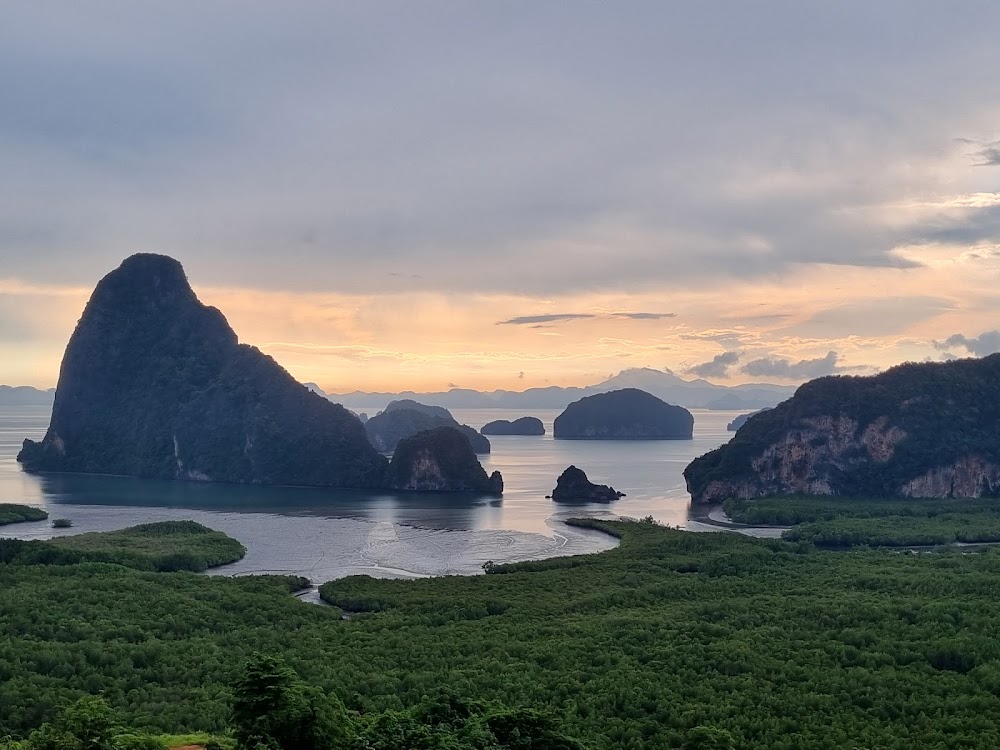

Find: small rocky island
[387,427,503,494]
[550,465,623,503]
[480,416,545,436]
[365,406,490,454]
[553,388,694,440]
[685,355,1000,504]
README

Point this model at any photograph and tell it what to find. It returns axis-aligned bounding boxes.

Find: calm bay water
[0,405,743,582]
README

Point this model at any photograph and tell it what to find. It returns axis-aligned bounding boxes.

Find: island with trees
[481,416,545,436]
[553,388,694,440]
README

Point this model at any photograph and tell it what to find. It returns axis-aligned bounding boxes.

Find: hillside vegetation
[5,520,1000,747]
[726,496,1000,548]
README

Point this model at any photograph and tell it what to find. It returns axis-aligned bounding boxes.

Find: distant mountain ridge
[327,368,796,411]
[0,386,55,406]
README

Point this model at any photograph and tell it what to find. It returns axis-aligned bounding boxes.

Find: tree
[25,696,120,750]
[230,654,352,750]
[683,726,736,750]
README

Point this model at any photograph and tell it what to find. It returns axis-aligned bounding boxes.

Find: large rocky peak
[18,254,387,488]
[685,354,1000,504]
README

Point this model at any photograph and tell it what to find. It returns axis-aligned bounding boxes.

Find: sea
[0,406,751,587]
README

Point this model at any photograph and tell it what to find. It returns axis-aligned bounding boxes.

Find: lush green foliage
[2,660,584,750]
[0,521,245,572]
[10,520,1000,747]
[686,354,1000,498]
[783,515,1000,547]
[727,496,1000,547]
[231,654,352,750]
[725,496,1000,525]
[0,503,47,525]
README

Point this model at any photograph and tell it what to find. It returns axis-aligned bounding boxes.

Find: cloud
[1,4,999,296]
[968,139,1000,166]
[686,351,741,378]
[740,351,843,380]
[933,330,1000,356]
[787,297,954,338]
[976,148,1000,166]
[497,314,595,326]
[609,312,675,320]
[498,311,674,325]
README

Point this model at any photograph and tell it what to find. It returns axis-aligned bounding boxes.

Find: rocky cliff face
[554,388,693,440]
[18,254,388,488]
[685,355,1000,504]
[386,426,502,494]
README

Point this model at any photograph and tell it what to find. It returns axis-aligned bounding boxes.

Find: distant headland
[685,355,1000,504]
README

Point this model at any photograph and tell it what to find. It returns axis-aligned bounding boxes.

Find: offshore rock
[480,416,545,436]
[386,426,503,494]
[550,465,623,503]
[554,388,694,440]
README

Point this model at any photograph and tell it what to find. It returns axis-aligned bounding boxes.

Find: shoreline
[686,503,791,538]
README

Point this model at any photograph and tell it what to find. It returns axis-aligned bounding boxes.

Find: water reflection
[0,404,744,580]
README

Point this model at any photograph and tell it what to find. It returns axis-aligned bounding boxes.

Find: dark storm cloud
[933,331,1000,356]
[741,351,843,380]
[0,2,999,294]
[686,351,741,378]
[497,314,596,326]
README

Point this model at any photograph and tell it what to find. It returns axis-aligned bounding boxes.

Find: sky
[1,2,999,392]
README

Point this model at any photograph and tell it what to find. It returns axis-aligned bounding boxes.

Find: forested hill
[17,254,387,488]
[9,519,1000,748]
[685,354,1000,504]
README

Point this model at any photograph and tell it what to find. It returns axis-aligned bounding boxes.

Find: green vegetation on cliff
[386,426,502,493]
[9,520,1000,747]
[686,355,1000,503]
